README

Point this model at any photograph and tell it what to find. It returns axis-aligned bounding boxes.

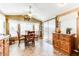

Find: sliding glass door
[48,19,55,43]
[43,19,55,44]
[43,22,49,40]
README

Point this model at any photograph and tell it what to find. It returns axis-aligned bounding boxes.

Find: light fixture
[28,5,32,18]
[24,5,32,21]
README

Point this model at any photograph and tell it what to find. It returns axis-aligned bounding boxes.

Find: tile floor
[9,40,65,56]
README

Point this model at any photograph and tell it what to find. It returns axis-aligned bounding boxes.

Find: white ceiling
[0,3,79,21]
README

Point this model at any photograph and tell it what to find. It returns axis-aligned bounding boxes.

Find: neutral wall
[60,11,77,35]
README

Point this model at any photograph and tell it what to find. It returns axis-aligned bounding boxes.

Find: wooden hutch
[53,15,76,55]
[53,33,75,55]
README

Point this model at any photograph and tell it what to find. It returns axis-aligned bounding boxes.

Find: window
[9,20,18,37]
[20,21,40,35]
[20,21,33,35]
[0,14,5,35]
[34,23,40,35]
[9,20,40,37]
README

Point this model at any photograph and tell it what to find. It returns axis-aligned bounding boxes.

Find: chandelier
[24,5,32,21]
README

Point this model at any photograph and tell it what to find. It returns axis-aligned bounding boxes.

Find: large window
[20,22,40,35]
[9,20,18,37]
[9,20,40,37]
[0,14,5,35]
[20,21,34,35]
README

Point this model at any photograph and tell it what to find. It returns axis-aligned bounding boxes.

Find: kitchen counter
[0,35,9,40]
[0,35,9,56]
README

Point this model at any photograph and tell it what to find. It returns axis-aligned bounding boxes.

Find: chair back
[27,31,35,41]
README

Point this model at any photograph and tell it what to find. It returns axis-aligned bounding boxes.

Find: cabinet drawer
[53,34,60,39]
[64,43,70,53]
[61,35,71,42]
[61,42,70,53]
[54,40,61,48]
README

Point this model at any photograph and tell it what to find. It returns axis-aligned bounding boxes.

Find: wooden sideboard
[53,33,75,55]
[0,35,9,56]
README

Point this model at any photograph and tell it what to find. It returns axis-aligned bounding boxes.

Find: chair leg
[25,42,29,48]
[18,40,20,47]
[32,41,35,47]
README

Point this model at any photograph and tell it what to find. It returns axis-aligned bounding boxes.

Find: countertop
[0,35,9,40]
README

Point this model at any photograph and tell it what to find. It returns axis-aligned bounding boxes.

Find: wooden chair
[24,31,35,47]
[17,32,25,47]
[9,34,15,45]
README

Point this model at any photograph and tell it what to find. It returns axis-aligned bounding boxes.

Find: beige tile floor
[9,40,65,56]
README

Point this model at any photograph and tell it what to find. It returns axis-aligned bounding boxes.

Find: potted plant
[66,27,72,34]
